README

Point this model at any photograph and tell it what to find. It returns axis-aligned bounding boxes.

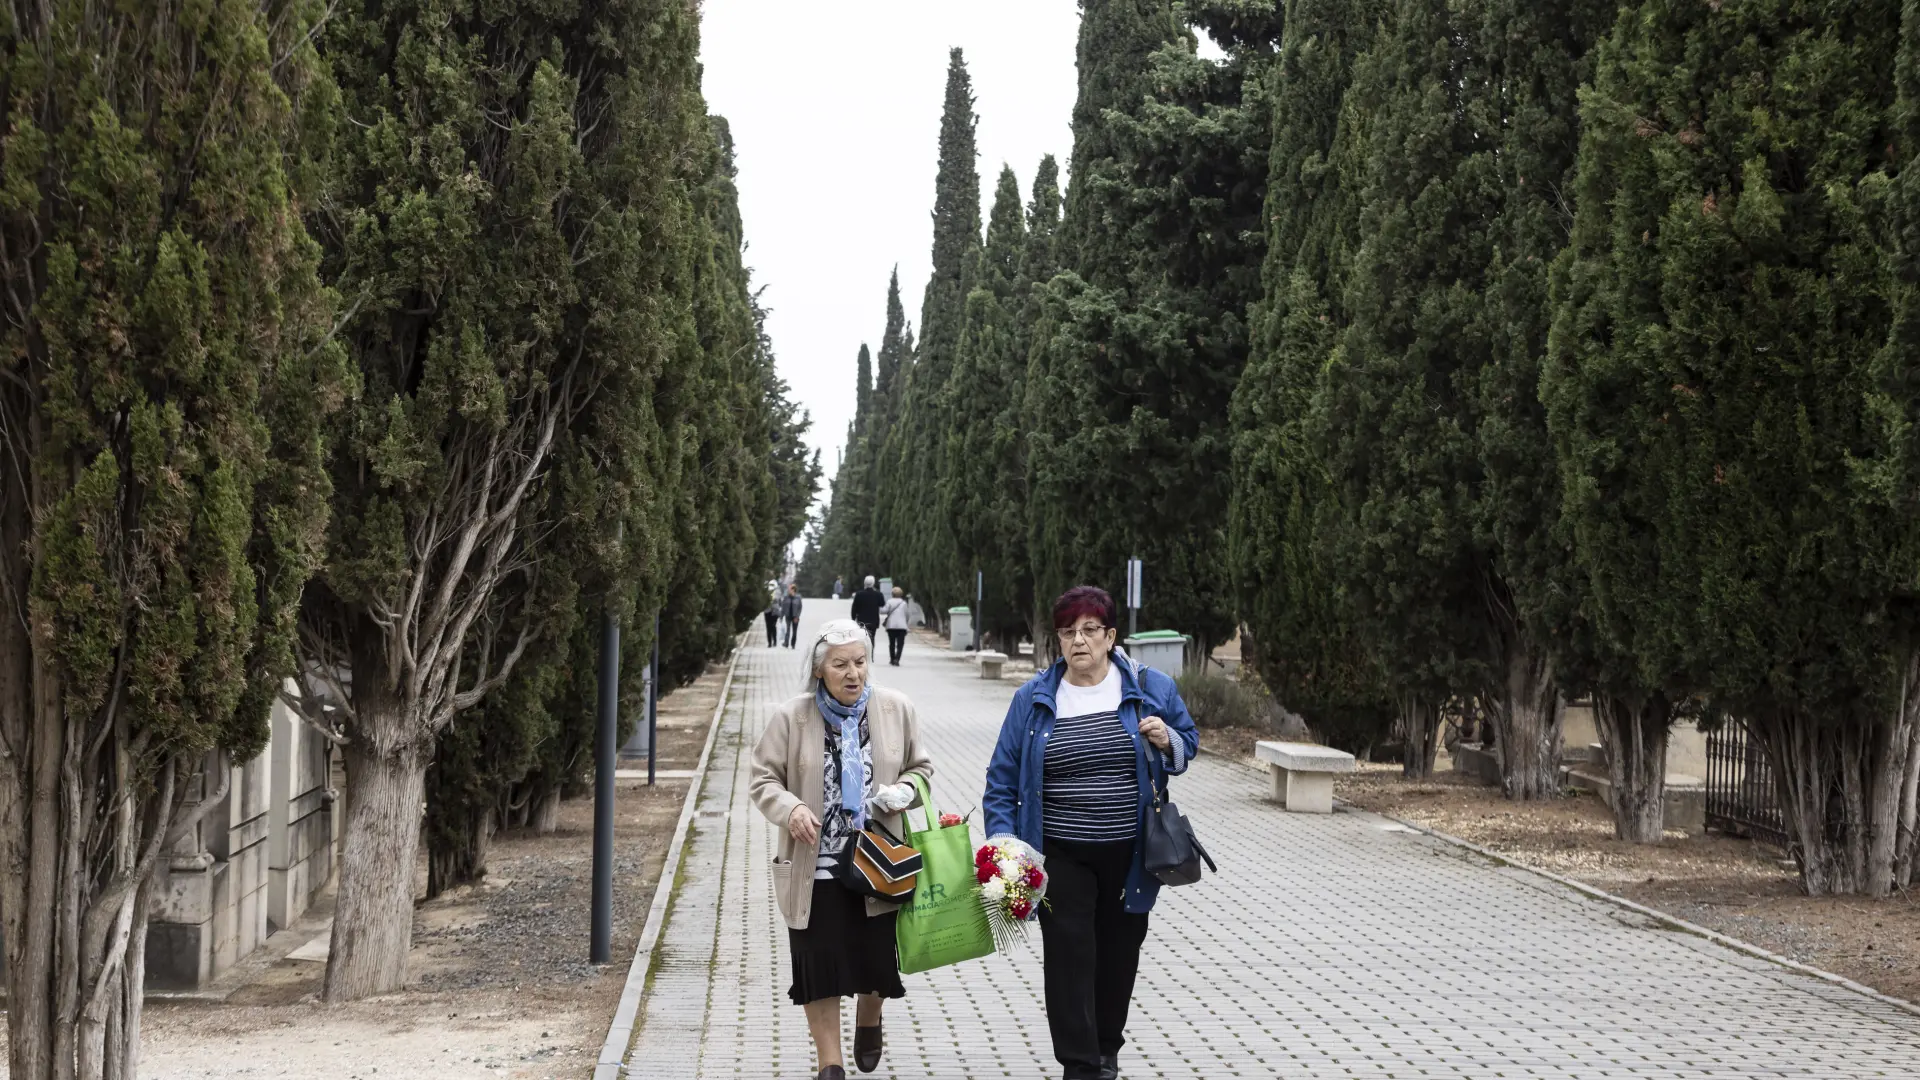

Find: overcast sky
[698,2,1084,500]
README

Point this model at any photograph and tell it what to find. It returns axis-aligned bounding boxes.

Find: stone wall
[145,684,336,991]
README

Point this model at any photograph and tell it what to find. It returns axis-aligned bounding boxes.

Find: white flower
[995,858,1021,882]
[982,877,1007,902]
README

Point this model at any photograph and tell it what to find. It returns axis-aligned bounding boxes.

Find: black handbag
[1142,761,1216,886]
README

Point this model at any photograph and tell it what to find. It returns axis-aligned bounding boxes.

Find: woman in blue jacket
[982,585,1200,1080]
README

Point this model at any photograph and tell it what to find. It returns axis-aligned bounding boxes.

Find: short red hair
[1052,585,1117,631]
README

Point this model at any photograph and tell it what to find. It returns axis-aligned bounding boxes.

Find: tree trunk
[1400,695,1438,779]
[1593,693,1673,843]
[426,802,495,898]
[1491,643,1561,800]
[325,733,428,1001]
[2,637,187,1080]
[1750,654,1920,896]
[530,787,561,833]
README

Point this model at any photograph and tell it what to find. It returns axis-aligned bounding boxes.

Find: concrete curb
[594,634,745,1080]
[1353,803,1920,1021]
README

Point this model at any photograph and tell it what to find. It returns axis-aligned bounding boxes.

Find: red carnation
[975,845,995,868]
[976,864,996,884]
[1024,866,1044,889]
[1009,899,1033,920]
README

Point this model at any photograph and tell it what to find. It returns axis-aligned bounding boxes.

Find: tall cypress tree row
[1228,0,1398,755]
[0,3,343,1071]
[1545,0,1910,892]
[1025,0,1271,656]
[943,167,1031,646]
[873,50,980,616]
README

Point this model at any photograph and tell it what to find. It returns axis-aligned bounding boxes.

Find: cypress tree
[305,0,713,998]
[1016,156,1066,641]
[1319,0,1613,796]
[804,344,877,590]
[1026,0,1259,656]
[1229,0,1399,757]
[872,269,910,424]
[944,167,1031,647]
[1546,0,1909,891]
[416,111,815,895]
[873,50,980,615]
[0,1,343,1072]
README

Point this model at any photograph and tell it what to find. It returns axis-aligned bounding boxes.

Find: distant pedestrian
[832,576,845,599]
[764,597,781,648]
[881,587,909,667]
[781,584,804,648]
[982,585,1200,1080]
[850,575,884,648]
[750,619,934,1080]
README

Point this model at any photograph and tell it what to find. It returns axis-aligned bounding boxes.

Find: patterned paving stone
[624,602,1920,1079]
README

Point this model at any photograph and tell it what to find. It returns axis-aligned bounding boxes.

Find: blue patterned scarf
[816,683,872,827]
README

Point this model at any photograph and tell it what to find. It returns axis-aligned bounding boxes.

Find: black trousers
[886,628,907,665]
[1038,837,1148,1079]
[763,613,778,647]
[783,615,799,647]
[859,619,879,651]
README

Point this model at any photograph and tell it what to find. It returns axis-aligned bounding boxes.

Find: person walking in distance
[765,594,782,648]
[833,575,845,600]
[782,584,805,648]
[880,588,909,667]
[850,575,885,649]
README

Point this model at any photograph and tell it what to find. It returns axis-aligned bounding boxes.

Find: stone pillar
[146,747,274,990]
[268,682,336,931]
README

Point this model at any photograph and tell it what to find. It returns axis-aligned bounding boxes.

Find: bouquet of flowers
[974,836,1048,949]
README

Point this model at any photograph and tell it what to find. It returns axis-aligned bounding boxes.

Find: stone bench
[1255,741,1356,814]
[977,651,1008,680]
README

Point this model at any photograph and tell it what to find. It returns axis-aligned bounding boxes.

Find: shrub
[1176,669,1271,730]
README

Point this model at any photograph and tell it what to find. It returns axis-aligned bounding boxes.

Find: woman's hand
[866,781,916,816]
[788,804,821,845]
[1139,714,1173,752]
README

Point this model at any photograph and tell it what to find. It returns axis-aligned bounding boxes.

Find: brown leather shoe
[853,1023,883,1073]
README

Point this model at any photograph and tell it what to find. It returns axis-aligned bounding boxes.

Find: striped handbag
[837,821,923,902]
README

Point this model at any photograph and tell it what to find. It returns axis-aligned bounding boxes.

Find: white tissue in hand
[868,782,915,813]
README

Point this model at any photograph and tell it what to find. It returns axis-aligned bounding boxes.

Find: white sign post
[1126,557,1143,639]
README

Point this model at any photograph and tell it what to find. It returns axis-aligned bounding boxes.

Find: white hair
[803,618,873,691]
[864,575,876,588]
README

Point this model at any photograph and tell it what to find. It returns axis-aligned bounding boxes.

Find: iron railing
[1704,721,1789,849]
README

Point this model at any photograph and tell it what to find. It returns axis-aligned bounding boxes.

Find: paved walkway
[624,601,1920,1079]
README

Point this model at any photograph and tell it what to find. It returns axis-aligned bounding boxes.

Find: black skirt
[788,878,906,1006]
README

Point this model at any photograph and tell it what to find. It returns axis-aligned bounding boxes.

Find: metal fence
[1704,721,1790,849]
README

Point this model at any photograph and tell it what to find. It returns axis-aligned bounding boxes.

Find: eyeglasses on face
[1054,624,1113,643]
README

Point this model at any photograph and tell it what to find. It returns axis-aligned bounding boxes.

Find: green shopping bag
[894,774,995,974]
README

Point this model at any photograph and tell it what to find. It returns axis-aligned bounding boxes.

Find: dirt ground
[1335,757,1920,1006]
[0,655,730,1080]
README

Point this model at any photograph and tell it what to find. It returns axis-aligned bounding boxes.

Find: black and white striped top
[1043,667,1137,843]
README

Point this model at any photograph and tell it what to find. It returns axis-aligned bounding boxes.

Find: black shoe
[1099,1053,1119,1080]
[853,1023,882,1073]
[816,1067,846,1080]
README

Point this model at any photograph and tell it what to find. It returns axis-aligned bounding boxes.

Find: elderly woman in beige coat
[751,618,933,1080]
